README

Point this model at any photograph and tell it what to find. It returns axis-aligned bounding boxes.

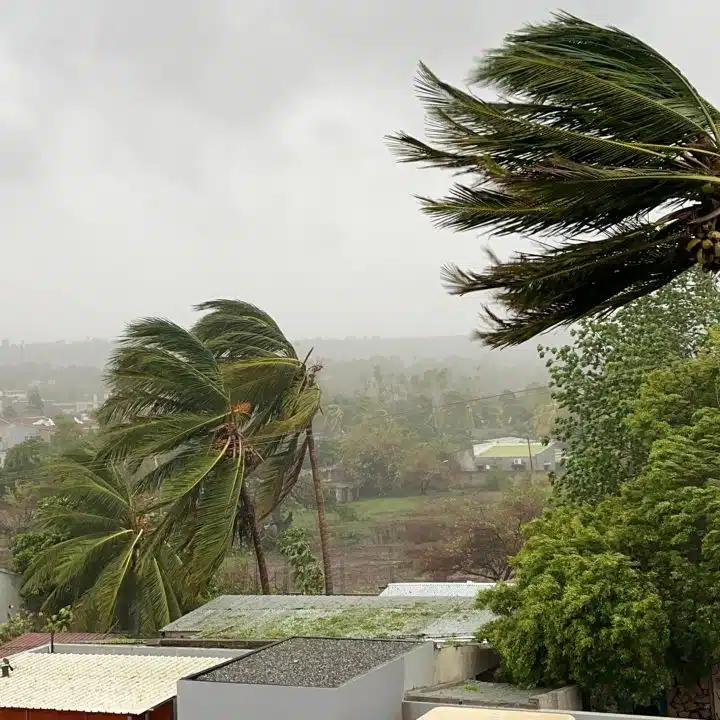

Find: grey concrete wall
[31,643,245,659]
[535,686,583,711]
[0,571,22,623]
[178,678,340,720]
[402,702,671,720]
[342,655,406,720]
[433,645,499,686]
[403,643,436,692]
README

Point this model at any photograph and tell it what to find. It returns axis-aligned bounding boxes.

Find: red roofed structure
[0,632,111,658]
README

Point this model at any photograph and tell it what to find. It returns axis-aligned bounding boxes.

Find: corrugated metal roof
[161,594,495,643]
[379,582,496,598]
[0,632,112,658]
[0,652,227,714]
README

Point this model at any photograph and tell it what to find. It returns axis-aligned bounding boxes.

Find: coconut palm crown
[21,445,188,633]
[388,13,720,346]
[97,317,319,589]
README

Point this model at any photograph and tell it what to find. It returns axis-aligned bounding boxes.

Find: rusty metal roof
[0,632,111,659]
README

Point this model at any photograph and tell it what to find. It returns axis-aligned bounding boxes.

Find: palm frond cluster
[388,13,720,346]
[22,301,330,633]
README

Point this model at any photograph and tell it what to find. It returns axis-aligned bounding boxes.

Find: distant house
[472,437,556,472]
[0,417,55,457]
[0,569,22,622]
[300,465,357,503]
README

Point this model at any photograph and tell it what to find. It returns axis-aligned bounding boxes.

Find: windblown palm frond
[98,316,317,590]
[21,445,187,634]
[193,300,334,593]
[388,13,720,346]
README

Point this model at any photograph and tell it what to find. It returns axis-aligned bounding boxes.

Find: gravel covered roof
[161,594,494,643]
[196,637,420,688]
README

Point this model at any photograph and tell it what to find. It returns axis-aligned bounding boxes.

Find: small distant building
[0,569,22,623]
[472,437,556,473]
[0,418,55,454]
[300,465,357,503]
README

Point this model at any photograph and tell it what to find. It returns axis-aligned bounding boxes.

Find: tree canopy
[478,333,720,707]
[543,269,720,503]
[21,446,188,633]
[389,13,720,346]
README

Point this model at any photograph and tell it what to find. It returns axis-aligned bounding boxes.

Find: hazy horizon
[0,1,695,342]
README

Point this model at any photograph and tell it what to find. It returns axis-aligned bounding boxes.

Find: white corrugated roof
[379,582,496,598]
[0,652,226,714]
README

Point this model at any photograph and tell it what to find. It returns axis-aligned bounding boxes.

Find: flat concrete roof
[407,681,555,709]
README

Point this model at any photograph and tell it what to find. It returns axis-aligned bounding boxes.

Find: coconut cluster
[687,222,720,272]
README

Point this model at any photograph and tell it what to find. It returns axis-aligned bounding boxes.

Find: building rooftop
[473,439,547,459]
[0,651,227,715]
[196,637,420,688]
[161,594,494,643]
[380,582,496,598]
[421,709,574,720]
[0,632,112,658]
[407,681,557,709]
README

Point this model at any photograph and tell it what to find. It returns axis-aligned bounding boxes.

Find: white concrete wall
[178,677,339,720]
[0,570,22,623]
[177,646,430,720]
[403,643,436,692]
[402,703,670,720]
[342,655,407,720]
[433,645,500,686]
[535,686,583,711]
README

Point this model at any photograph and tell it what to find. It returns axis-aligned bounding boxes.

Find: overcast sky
[0,1,712,342]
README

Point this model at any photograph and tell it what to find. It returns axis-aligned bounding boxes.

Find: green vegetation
[201,600,471,640]
[276,527,323,595]
[542,269,720,503]
[390,13,720,347]
[478,308,720,705]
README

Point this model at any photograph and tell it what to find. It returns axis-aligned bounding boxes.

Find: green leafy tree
[192,300,334,594]
[22,446,189,633]
[99,314,319,596]
[277,526,324,595]
[542,269,720,503]
[0,437,51,495]
[50,414,85,453]
[26,387,44,414]
[389,13,720,346]
[478,398,720,708]
[400,440,451,496]
[340,419,406,497]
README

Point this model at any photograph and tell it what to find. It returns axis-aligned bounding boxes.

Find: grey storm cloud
[0,0,708,342]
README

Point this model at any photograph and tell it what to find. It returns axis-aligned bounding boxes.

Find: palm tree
[98,318,317,595]
[192,300,335,595]
[388,13,720,347]
[21,445,188,634]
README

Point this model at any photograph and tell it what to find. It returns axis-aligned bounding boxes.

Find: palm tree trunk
[307,425,334,595]
[240,482,270,594]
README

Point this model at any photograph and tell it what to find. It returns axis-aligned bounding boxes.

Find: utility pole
[526,435,535,482]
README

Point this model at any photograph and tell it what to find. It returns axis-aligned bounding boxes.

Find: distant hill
[0,339,113,368]
[0,331,570,397]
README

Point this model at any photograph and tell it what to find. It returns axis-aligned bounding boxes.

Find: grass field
[218,486,514,595]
